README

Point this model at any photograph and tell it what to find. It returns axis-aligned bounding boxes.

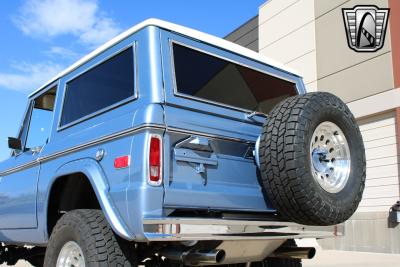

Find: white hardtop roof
[29,18,301,97]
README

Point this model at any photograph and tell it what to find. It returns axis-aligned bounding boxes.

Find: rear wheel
[259,92,366,225]
[44,209,136,267]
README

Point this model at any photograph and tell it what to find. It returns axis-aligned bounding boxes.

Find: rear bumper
[143,217,344,241]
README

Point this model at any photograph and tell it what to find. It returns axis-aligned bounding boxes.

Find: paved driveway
[3,249,400,266]
[303,249,400,267]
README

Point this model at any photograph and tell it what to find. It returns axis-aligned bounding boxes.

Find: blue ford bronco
[0,19,365,267]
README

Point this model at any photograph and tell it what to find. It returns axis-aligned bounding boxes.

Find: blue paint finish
[0,24,304,245]
[52,158,134,239]
[160,30,302,212]
[0,153,39,229]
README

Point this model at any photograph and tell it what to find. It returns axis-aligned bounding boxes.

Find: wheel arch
[45,158,134,241]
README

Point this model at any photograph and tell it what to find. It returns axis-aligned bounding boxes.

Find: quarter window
[172,43,297,113]
[60,47,135,126]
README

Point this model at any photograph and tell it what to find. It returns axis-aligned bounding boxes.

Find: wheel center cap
[311,148,329,172]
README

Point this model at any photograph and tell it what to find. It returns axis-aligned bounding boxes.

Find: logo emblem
[342,5,389,52]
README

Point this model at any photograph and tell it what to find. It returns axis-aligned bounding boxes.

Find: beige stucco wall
[257,0,399,253]
[259,0,395,101]
[258,0,398,213]
[315,0,394,102]
[357,111,400,213]
[259,0,318,90]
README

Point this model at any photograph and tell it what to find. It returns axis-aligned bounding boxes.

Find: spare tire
[259,92,366,225]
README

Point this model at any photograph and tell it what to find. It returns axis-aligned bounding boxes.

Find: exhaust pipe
[270,246,316,260]
[160,248,226,265]
[185,250,226,265]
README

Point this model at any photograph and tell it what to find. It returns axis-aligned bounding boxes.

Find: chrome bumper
[143,217,344,241]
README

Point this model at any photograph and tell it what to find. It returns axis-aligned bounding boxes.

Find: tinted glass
[173,44,297,113]
[61,47,134,126]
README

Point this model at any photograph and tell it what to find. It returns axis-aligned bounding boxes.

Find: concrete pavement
[2,249,400,266]
[303,249,400,267]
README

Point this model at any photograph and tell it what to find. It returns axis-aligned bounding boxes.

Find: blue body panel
[0,25,305,245]
[0,153,39,229]
[159,30,304,212]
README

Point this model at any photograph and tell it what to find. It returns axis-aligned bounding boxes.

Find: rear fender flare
[47,158,134,240]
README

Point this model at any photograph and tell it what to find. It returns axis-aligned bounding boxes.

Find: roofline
[29,18,301,97]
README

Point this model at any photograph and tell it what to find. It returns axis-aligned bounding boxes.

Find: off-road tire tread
[44,209,135,267]
[259,92,366,225]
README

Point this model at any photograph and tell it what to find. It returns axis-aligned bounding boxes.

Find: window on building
[172,43,297,113]
[60,47,135,126]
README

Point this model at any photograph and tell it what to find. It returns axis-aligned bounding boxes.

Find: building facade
[227,0,400,253]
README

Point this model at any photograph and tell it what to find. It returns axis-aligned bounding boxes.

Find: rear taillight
[148,134,162,186]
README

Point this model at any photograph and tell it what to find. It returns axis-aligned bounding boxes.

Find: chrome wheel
[56,241,85,267]
[310,121,351,193]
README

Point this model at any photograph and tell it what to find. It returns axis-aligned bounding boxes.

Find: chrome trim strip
[0,125,256,176]
[254,136,261,169]
[40,124,165,163]
[143,217,344,241]
[0,124,165,176]
[0,161,40,176]
[167,127,255,144]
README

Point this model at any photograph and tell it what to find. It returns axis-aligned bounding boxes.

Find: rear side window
[172,43,297,113]
[60,47,134,127]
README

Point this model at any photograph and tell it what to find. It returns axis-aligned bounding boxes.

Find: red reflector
[114,155,130,169]
[149,136,161,183]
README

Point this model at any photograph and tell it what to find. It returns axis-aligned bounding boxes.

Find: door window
[25,87,57,150]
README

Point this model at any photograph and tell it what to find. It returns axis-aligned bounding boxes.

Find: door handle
[175,136,213,152]
[174,135,217,169]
